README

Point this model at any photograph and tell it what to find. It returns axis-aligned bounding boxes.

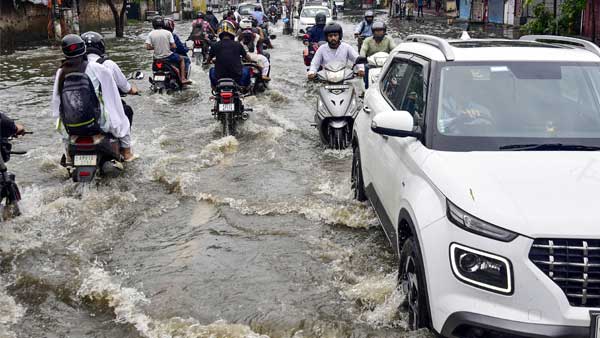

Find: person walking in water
[417,0,424,17]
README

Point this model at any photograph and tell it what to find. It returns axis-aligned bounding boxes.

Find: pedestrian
[427,0,431,9]
[435,0,441,15]
[394,0,400,17]
[417,0,424,17]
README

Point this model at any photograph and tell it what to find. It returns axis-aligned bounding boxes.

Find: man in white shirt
[145,16,191,84]
[308,23,364,79]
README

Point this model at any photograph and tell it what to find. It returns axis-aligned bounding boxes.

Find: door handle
[363,106,371,114]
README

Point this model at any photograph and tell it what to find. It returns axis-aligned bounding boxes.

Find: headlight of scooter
[447,199,518,242]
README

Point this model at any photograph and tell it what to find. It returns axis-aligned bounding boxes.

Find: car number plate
[193,48,202,53]
[154,75,166,81]
[219,103,235,112]
[74,155,97,166]
[591,312,600,338]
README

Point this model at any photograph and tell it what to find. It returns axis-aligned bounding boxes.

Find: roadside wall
[0,0,123,53]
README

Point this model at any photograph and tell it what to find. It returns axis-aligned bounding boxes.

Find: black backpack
[59,61,102,136]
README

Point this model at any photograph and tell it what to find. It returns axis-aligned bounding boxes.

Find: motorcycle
[149,57,190,93]
[268,11,278,24]
[244,59,270,95]
[211,78,252,137]
[366,51,389,86]
[303,38,326,69]
[191,37,211,66]
[61,72,144,183]
[260,24,277,50]
[313,57,367,149]
[0,132,29,220]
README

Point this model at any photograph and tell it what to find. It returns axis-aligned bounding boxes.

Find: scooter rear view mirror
[270,34,277,40]
[354,56,368,65]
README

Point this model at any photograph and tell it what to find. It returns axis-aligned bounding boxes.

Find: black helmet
[197,11,205,19]
[81,31,105,56]
[230,5,237,10]
[152,16,164,29]
[254,5,262,11]
[206,9,213,14]
[315,13,326,25]
[61,34,86,58]
[323,22,343,40]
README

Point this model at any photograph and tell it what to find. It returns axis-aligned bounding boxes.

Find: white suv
[352,34,600,337]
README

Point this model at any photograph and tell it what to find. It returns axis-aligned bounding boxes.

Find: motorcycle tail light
[156,62,163,70]
[75,136,94,150]
[79,171,91,177]
[220,92,233,104]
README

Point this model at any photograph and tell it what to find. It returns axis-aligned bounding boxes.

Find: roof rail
[520,35,600,58]
[404,34,455,61]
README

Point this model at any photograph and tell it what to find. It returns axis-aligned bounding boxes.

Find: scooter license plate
[219,103,235,112]
[193,48,202,53]
[154,75,166,81]
[591,312,600,338]
[74,155,97,166]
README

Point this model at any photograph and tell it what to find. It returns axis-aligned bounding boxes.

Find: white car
[238,2,264,16]
[352,33,600,337]
[295,6,332,37]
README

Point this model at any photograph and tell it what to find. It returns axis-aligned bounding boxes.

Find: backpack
[59,61,102,136]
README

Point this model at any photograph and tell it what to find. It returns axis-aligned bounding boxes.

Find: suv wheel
[351,145,367,201]
[399,236,430,330]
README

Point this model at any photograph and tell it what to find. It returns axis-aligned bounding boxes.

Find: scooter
[211,78,252,137]
[366,51,389,86]
[149,57,190,93]
[0,132,29,220]
[61,72,144,182]
[313,57,367,149]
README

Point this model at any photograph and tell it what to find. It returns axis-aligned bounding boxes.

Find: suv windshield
[301,7,330,17]
[435,62,600,151]
[239,4,258,14]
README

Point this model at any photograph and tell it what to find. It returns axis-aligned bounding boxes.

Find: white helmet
[240,18,253,29]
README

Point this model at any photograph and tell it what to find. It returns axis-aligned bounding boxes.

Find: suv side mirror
[371,110,420,138]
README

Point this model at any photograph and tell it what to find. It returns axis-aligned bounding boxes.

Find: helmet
[315,13,326,25]
[240,18,253,29]
[206,9,213,14]
[81,31,105,56]
[249,16,258,27]
[197,11,205,19]
[323,22,343,40]
[217,20,236,39]
[152,16,164,29]
[230,5,237,10]
[61,34,86,58]
[372,21,386,32]
[364,10,374,18]
[164,18,175,32]
[254,5,262,11]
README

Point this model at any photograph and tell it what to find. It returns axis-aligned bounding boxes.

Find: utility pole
[553,0,558,34]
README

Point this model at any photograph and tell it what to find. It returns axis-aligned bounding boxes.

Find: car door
[368,56,430,224]
[360,55,411,188]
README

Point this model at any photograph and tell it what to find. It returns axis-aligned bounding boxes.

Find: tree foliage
[522,0,588,35]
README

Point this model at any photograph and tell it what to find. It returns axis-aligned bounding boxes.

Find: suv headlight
[447,199,518,242]
[450,243,513,295]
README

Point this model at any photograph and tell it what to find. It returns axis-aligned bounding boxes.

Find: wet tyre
[195,54,202,66]
[399,236,430,331]
[329,127,348,150]
[351,145,367,201]
[222,113,236,137]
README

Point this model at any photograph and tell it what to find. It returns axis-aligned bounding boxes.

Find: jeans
[209,67,251,87]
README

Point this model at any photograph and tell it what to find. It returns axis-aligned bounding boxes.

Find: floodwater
[0,13,502,338]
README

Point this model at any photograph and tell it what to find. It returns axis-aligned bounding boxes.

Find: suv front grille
[529,238,600,307]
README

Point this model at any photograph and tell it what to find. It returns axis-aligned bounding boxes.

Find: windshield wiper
[499,143,600,151]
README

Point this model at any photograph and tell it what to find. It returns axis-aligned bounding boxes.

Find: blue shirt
[171,33,189,55]
[354,20,373,37]
[308,25,326,43]
[251,11,265,25]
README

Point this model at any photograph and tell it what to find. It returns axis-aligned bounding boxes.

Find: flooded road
[0,14,503,338]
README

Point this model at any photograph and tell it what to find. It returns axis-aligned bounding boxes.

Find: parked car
[295,6,332,37]
[352,33,600,338]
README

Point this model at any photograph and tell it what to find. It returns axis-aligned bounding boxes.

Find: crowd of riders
[40,5,396,169]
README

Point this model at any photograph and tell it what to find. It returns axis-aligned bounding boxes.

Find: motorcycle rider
[51,35,134,161]
[231,5,242,22]
[145,16,191,85]
[359,22,396,88]
[191,12,215,37]
[207,21,253,89]
[0,112,25,139]
[81,31,138,126]
[251,5,266,25]
[354,10,374,53]
[205,9,220,32]
[238,20,271,81]
[308,23,364,79]
[164,18,191,75]
[306,13,327,43]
